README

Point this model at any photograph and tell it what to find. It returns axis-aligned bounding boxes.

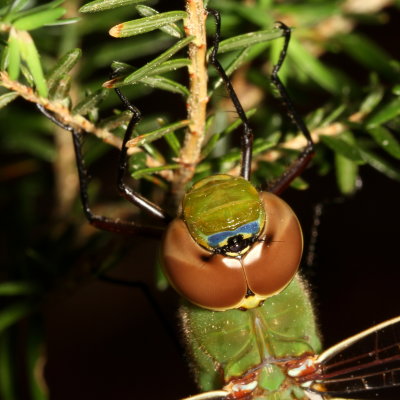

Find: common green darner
[34,7,400,400]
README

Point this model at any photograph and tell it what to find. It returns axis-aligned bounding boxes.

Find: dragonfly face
[162,174,303,311]
[182,174,266,257]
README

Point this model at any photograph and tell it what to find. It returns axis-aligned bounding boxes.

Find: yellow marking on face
[216,232,253,257]
[236,294,265,310]
[225,246,251,257]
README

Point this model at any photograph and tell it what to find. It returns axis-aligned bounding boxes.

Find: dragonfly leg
[37,104,166,237]
[304,196,347,269]
[113,87,170,221]
[208,8,253,181]
[268,22,315,195]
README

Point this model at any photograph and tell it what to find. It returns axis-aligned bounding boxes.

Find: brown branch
[0,71,172,177]
[172,0,208,197]
[228,111,365,176]
[0,71,123,148]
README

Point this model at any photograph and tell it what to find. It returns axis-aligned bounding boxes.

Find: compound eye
[242,192,303,298]
[162,219,247,311]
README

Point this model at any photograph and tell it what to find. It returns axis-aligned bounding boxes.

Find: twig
[228,111,365,175]
[0,71,172,178]
[172,0,208,197]
[0,71,122,148]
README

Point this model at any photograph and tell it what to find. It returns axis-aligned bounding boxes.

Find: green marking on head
[183,174,265,251]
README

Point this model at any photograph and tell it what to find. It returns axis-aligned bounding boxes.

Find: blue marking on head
[207,221,260,248]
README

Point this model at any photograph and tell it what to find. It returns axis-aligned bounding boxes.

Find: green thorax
[182,174,265,251]
[180,275,321,399]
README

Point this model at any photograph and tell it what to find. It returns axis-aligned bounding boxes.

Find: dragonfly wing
[307,316,400,399]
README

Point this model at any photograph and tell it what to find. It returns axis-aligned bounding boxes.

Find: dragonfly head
[162,174,303,311]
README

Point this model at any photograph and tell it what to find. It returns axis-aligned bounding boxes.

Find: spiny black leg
[37,103,74,133]
[268,22,315,195]
[36,104,165,237]
[208,8,253,181]
[113,88,171,221]
[305,196,345,270]
[71,130,166,235]
[305,202,323,270]
[98,274,182,353]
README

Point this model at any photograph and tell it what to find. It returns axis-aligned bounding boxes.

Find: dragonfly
[36,8,400,400]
